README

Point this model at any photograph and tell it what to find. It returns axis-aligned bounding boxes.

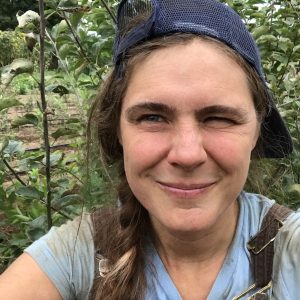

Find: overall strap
[247,203,293,288]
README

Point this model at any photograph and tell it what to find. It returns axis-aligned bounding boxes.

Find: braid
[90,172,149,300]
[88,33,270,299]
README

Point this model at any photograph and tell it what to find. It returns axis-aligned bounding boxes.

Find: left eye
[204,116,236,126]
[139,114,164,122]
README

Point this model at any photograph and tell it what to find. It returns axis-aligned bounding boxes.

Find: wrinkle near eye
[195,105,250,124]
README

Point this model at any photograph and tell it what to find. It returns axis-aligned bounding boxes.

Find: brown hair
[88,33,270,300]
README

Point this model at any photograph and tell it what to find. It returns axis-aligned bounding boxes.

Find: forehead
[123,39,253,111]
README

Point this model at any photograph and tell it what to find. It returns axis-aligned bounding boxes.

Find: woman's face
[119,39,260,236]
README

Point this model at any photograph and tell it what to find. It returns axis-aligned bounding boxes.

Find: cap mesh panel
[119,0,154,37]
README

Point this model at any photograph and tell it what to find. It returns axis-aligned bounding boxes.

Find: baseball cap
[113,0,293,158]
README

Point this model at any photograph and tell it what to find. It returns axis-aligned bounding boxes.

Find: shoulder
[274,208,300,258]
[240,191,275,212]
[238,191,275,234]
[26,212,94,256]
[24,213,95,300]
[272,209,300,299]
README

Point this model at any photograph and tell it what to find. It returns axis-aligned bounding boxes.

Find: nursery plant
[0,0,299,272]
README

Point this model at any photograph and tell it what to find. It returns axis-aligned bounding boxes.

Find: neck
[149,200,239,300]
[151,200,239,265]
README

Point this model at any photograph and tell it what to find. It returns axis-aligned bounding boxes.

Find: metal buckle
[247,237,276,255]
[247,218,284,255]
[248,282,272,300]
[232,284,256,300]
[232,281,272,300]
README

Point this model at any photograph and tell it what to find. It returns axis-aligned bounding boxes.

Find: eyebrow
[125,102,249,120]
[125,102,176,118]
[196,105,249,120]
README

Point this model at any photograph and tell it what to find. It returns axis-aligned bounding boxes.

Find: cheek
[205,133,253,173]
[122,132,170,174]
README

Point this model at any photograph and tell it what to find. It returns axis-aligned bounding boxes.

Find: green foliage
[0,0,299,272]
[0,31,30,66]
[9,73,38,94]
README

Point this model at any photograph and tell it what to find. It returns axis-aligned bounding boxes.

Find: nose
[167,123,207,170]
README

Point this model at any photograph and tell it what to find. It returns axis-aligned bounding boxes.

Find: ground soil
[1,92,82,149]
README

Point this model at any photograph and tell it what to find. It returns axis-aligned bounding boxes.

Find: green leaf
[257,35,277,43]
[15,186,43,200]
[11,113,39,128]
[2,140,25,156]
[45,84,69,96]
[0,98,22,111]
[66,117,81,124]
[57,20,69,34]
[55,35,74,47]
[70,12,84,29]
[252,26,269,39]
[27,226,47,241]
[26,215,48,241]
[278,37,293,53]
[51,128,79,140]
[74,60,89,78]
[58,43,78,60]
[293,45,300,53]
[52,194,83,210]
[42,152,63,166]
[0,138,9,155]
[58,0,78,8]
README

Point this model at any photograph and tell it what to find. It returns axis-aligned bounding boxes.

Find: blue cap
[113,0,293,158]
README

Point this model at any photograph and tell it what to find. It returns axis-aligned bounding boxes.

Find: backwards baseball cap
[113,0,293,158]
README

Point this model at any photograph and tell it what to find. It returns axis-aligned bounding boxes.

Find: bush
[0,30,30,67]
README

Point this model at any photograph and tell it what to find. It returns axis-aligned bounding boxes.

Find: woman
[0,0,299,299]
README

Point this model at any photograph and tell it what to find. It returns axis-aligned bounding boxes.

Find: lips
[157,181,215,198]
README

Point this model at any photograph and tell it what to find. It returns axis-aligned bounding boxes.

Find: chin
[166,211,213,234]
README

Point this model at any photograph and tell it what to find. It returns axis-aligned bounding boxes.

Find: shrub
[0,30,30,67]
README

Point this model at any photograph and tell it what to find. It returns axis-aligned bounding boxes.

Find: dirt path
[1,92,83,149]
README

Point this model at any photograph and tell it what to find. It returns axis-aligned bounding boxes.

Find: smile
[157,181,215,198]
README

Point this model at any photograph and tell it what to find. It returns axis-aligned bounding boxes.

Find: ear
[117,126,123,146]
[252,121,261,150]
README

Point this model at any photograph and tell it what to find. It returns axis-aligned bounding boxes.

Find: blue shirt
[25,192,300,299]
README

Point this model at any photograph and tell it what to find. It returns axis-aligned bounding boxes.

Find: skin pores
[119,39,260,240]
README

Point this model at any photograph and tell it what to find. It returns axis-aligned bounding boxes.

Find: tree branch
[61,11,92,64]
[38,0,53,230]
[60,12,103,79]
[2,158,71,220]
[100,0,117,24]
[2,158,26,186]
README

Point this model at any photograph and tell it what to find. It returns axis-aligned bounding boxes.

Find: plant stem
[2,158,26,186]
[2,158,71,219]
[100,0,117,24]
[40,200,72,220]
[39,0,52,230]
[45,29,86,111]
[62,12,92,64]
[60,12,102,79]
[55,166,84,184]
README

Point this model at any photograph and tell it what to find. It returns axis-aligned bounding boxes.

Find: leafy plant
[0,0,299,273]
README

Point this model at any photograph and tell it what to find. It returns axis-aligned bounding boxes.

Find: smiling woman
[0,0,299,300]
[120,39,259,239]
